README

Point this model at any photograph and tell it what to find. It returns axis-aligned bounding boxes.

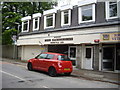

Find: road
[1,61,118,89]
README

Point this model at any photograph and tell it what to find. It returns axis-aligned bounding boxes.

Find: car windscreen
[58,55,70,61]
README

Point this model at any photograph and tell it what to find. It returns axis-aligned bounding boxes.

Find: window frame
[61,9,71,27]
[22,20,29,32]
[44,13,55,29]
[105,1,118,20]
[78,4,95,24]
[33,17,40,31]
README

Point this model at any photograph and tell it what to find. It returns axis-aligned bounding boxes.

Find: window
[61,10,71,26]
[106,1,118,19]
[43,9,57,29]
[58,55,70,61]
[33,17,39,31]
[32,13,41,31]
[21,16,31,32]
[22,20,29,32]
[69,46,76,59]
[46,14,53,27]
[46,54,54,59]
[78,4,95,23]
[44,14,55,29]
[37,54,47,59]
[86,48,91,58]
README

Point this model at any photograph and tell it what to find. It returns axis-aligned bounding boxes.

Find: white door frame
[83,46,93,70]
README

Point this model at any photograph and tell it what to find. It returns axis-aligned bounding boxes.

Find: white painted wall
[17,25,119,46]
[21,45,48,60]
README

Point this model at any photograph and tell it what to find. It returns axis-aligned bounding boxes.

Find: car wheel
[27,63,33,71]
[64,72,71,76]
[48,67,57,77]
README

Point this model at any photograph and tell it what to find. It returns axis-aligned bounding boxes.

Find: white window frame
[22,20,29,32]
[33,17,40,31]
[32,13,41,31]
[21,16,31,32]
[78,4,95,24]
[105,1,118,20]
[44,13,55,29]
[61,9,71,27]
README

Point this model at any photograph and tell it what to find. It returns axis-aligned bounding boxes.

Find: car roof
[42,52,66,56]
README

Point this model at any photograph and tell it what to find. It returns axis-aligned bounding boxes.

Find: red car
[27,52,73,76]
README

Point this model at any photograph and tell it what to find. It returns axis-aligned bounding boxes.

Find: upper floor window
[33,13,41,31]
[60,5,73,27]
[46,14,53,27]
[43,9,57,29]
[21,16,31,32]
[106,1,118,19]
[78,4,95,24]
[78,0,96,24]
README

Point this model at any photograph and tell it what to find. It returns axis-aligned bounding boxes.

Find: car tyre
[27,63,33,71]
[48,67,57,77]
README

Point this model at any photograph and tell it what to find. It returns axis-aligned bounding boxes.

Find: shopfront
[44,36,77,66]
[101,33,120,72]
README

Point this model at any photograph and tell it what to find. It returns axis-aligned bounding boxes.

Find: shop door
[83,46,93,70]
[102,46,114,71]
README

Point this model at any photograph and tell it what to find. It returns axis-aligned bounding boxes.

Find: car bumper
[57,67,73,74]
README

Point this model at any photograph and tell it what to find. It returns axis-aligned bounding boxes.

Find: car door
[37,53,47,70]
[42,54,55,71]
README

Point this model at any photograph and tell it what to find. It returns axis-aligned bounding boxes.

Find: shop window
[61,10,71,26]
[78,4,95,24]
[86,48,91,58]
[106,1,118,19]
[69,47,76,59]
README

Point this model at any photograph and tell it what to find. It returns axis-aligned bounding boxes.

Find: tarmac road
[1,61,119,89]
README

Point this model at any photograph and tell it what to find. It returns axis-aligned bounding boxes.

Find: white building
[17,0,120,72]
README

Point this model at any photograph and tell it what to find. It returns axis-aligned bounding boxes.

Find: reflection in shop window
[70,47,76,58]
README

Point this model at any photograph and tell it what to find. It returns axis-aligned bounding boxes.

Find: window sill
[79,20,95,24]
[106,16,119,21]
[44,26,54,29]
[22,30,29,33]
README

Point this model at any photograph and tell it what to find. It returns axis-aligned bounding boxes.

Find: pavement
[1,57,120,85]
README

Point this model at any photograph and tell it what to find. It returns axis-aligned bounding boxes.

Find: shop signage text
[44,37,73,44]
[101,33,120,42]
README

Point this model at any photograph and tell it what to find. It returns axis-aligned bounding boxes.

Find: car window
[37,54,47,59]
[46,54,54,59]
[58,55,70,61]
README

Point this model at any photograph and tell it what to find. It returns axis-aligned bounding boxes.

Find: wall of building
[2,45,18,59]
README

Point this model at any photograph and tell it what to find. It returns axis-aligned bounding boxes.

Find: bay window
[21,16,31,32]
[43,9,57,29]
[33,13,41,31]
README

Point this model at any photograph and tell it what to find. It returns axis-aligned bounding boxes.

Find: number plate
[64,68,70,70]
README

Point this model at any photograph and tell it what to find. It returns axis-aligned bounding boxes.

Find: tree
[2,29,17,45]
[2,2,57,45]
